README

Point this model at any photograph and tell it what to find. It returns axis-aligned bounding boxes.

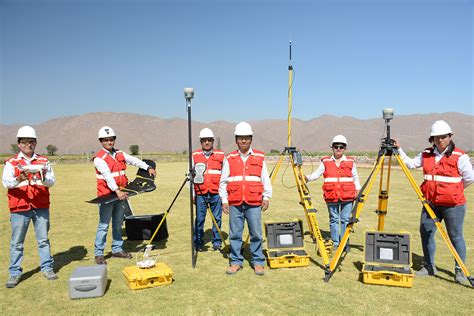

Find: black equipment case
[125,213,168,241]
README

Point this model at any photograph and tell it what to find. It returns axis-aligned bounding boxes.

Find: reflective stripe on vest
[423,174,462,183]
[227,175,262,182]
[96,170,126,179]
[15,179,45,187]
[207,170,222,175]
[324,177,354,183]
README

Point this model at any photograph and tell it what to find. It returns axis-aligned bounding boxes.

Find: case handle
[74,284,98,292]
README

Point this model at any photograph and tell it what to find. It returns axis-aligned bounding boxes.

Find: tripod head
[379,108,396,154]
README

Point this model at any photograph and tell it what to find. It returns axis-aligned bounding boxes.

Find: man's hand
[115,190,128,200]
[262,200,269,212]
[148,168,157,178]
[222,203,230,215]
[16,170,29,182]
[393,140,400,149]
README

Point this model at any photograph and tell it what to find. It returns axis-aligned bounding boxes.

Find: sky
[1,0,472,125]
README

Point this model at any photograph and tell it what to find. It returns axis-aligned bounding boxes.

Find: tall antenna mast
[287,40,293,147]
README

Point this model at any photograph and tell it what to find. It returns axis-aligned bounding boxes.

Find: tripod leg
[241,234,250,255]
[146,177,189,245]
[325,154,385,281]
[289,153,331,266]
[376,156,392,231]
[270,153,286,184]
[207,206,229,252]
[395,154,474,287]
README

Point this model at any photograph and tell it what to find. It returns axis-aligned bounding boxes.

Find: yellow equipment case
[362,230,414,288]
[123,262,173,290]
[264,219,310,269]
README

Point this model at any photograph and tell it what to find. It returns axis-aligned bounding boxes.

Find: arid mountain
[1,112,472,154]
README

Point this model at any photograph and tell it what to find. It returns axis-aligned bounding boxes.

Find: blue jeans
[229,203,265,266]
[327,201,353,247]
[94,200,127,256]
[194,193,222,248]
[9,209,54,277]
[420,204,466,270]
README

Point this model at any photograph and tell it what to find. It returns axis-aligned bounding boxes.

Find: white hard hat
[234,122,253,136]
[430,120,452,136]
[98,126,116,139]
[199,128,215,139]
[332,134,347,145]
[17,126,37,139]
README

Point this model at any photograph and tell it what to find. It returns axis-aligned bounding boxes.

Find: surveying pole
[184,87,196,268]
[269,41,331,268]
[287,40,293,148]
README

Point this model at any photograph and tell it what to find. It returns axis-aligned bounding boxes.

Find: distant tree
[10,144,20,154]
[182,149,187,155]
[129,144,139,155]
[270,149,280,154]
[46,144,58,156]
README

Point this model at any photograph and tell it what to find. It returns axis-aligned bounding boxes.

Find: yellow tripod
[271,147,332,267]
[269,41,331,269]
[324,116,474,287]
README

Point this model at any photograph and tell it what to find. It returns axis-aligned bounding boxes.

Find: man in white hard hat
[305,135,361,251]
[192,128,225,251]
[219,122,272,275]
[93,126,156,265]
[394,120,474,285]
[2,126,57,288]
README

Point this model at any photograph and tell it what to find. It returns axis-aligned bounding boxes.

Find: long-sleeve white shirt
[219,148,272,204]
[2,152,55,189]
[306,155,361,190]
[398,146,474,188]
[94,148,150,192]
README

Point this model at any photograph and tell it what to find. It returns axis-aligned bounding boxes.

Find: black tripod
[324,113,473,287]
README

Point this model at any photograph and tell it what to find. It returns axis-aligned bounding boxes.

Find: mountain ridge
[1,112,472,154]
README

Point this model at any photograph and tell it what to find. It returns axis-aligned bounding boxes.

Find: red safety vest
[321,156,356,203]
[94,149,128,197]
[6,154,51,212]
[226,149,265,206]
[420,147,465,206]
[192,149,224,195]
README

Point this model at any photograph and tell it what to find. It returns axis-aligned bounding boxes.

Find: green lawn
[1,161,473,315]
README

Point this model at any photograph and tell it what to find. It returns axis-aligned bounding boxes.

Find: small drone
[18,164,48,181]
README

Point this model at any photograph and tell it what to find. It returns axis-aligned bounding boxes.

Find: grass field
[1,161,473,315]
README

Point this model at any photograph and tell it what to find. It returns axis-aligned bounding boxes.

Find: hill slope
[1,112,472,154]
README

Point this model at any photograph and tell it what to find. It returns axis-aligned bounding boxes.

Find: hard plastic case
[123,262,173,290]
[264,219,310,268]
[69,265,107,299]
[362,230,414,288]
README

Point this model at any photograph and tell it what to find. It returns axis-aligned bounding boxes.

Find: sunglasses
[200,138,214,143]
[19,140,37,145]
[333,145,346,150]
